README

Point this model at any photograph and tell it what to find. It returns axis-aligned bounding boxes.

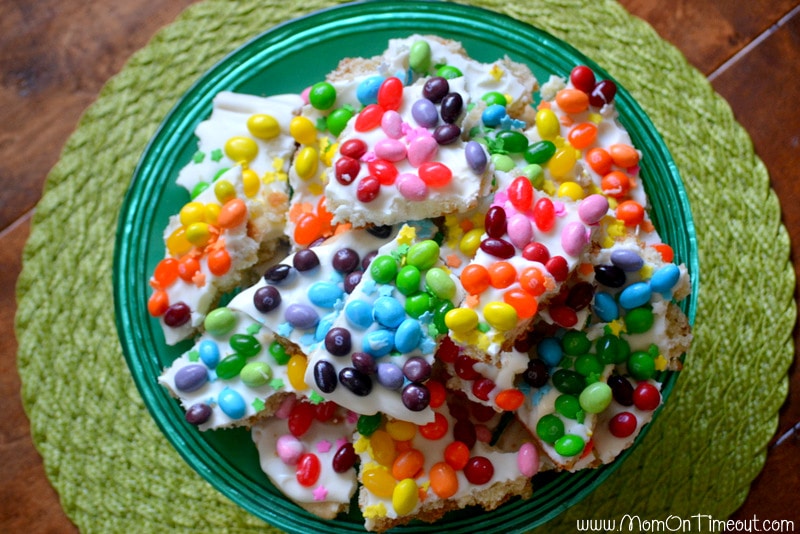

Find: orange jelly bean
[616,200,645,227]
[555,88,589,114]
[503,288,538,319]
[567,122,598,149]
[460,264,491,295]
[601,171,631,199]
[488,261,517,289]
[293,212,323,246]
[419,412,449,440]
[429,462,459,499]
[426,379,446,408]
[519,267,546,297]
[585,147,613,176]
[495,388,526,411]
[609,143,640,168]
[652,243,674,263]
[147,290,169,316]
[153,258,179,288]
[444,441,470,471]
[392,449,425,480]
[217,198,248,229]
[207,247,231,276]
[177,255,200,282]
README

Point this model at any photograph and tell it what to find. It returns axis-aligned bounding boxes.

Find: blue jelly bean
[198,340,220,369]
[619,282,652,309]
[465,140,488,173]
[307,281,344,309]
[372,296,405,328]
[174,364,208,392]
[218,387,246,419]
[650,264,680,296]
[376,362,404,390]
[481,104,507,127]
[315,313,337,342]
[394,318,422,353]
[538,337,563,367]
[362,329,395,357]
[284,303,319,329]
[593,291,619,322]
[610,249,644,272]
[345,299,374,330]
[356,76,384,105]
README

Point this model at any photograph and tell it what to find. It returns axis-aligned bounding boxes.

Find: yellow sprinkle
[655,355,668,371]
[397,225,417,246]
[354,436,370,454]
[608,320,625,336]
[639,264,654,280]
[308,183,324,196]
[489,64,504,81]
[589,112,603,124]
[363,503,387,519]
[542,180,556,196]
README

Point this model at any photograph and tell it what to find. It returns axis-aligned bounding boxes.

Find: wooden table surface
[2,1,798,531]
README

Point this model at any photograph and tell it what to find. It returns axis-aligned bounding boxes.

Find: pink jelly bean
[517,442,539,477]
[561,221,589,257]
[274,395,297,419]
[407,136,438,167]
[276,434,305,465]
[578,194,609,225]
[507,213,534,249]
[396,172,429,200]
[374,138,407,162]
[300,86,311,105]
[381,110,404,139]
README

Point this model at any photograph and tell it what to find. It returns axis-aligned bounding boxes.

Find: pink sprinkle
[404,125,431,143]
[274,395,296,419]
[316,439,332,454]
[361,151,377,163]
[346,410,359,424]
[312,485,329,501]
[553,200,567,217]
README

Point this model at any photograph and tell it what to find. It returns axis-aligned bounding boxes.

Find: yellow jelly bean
[482,301,518,331]
[557,181,584,201]
[392,478,419,516]
[548,147,577,178]
[247,113,280,140]
[445,308,479,334]
[214,179,237,204]
[204,203,221,226]
[294,146,319,180]
[242,168,260,197]
[369,430,397,467]
[287,353,308,390]
[385,420,416,442]
[184,222,212,247]
[362,468,396,499]
[179,201,206,227]
[224,136,258,163]
[459,228,484,258]
[536,108,560,140]
[290,116,317,145]
[166,226,193,257]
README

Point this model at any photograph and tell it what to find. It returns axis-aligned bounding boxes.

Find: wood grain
[2,0,798,530]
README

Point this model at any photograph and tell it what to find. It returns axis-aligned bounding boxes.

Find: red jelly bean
[340,138,368,159]
[377,77,404,111]
[484,206,507,239]
[335,156,361,185]
[522,242,550,263]
[314,400,337,422]
[533,197,555,232]
[633,382,661,411]
[589,79,617,107]
[355,104,384,132]
[435,336,460,364]
[508,176,534,212]
[549,305,578,328]
[356,175,381,203]
[570,65,596,94]
[609,411,638,438]
[464,456,494,485]
[454,354,481,381]
[566,281,594,311]
[288,401,315,437]
[332,442,357,473]
[368,159,399,185]
[479,237,515,259]
[427,379,447,408]
[470,401,497,423]
[471,378,495,401]
[419,412,449,440]
[545,255,569,282]
[418,161,452,187]
[296,453,321,486]
[452,419,477,450]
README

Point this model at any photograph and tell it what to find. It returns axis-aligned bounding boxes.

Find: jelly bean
[184,221,211,248]
[481,104,507,127]
[452,354,479,381]
[406,240,440,270]
[215,353,246,380]
[619,282,652,309]
[264,263,293,284]
[293,248,320,272]
[653,243,675,263]
[507,214,533,250]
[376,361,404,390]
[365,160,397,187]
[362,329,395,357]
[651,264,680,296]
[610,143,640,168]
[363,467,396,499]
[349,352,374,377]
[634,382,661,411]
[207,248,231,276]
[415,412,447,441]
[284,304,319,330]
[366,256,395,285]
[465,140,488,173]
[309,81,336,110]
[508,176,534,212]
[247,113,280,140]
[217,198,247,229]
[521,242,549,264]
[445,308,479,334]
[555,394,581,420]
[480,237,515,259]
[218,387,246,419]
[392,449,425,480]
[457,229,482,259]
[595,264,626,288]
[483,301,518,331]
[546,255,569,282]
[378,77,404,111]
[289,116,317,145]
[578,194,609,225]
[197,340,220,369]
[464,456,494,485]
[405,292,431,319]
[560,221,588,257]
[566,281,594,311]
[276,434,304,465]
[524,140,556,165]
[483,206,506,239]
[334,155,360,186]
[575,354,603,378]
[305,282,342,310]
[552,369,586,395]
[407,136,438,167]
[628,351,656,380]
[395,265,421,295]
[224,136,258,163]
[593,291,619,322]
[433,123,461,145]
[550,304,578,327]
[204,307,236,336]
[580,382,613,413]
[491,153,515,172]
[287,353,308,390]
[394,319,422,354]
[488,261,516,289]
[375,138,407,162]
[537,337,563,367]
[556,88,590,114]
[166,228,193,257]
[608,374,635,406]
[418,161,452,187]
[524,359,550,388]
[517,442,539,477]
[380,109,403,139]
[561,330,590,355]
[331,442,357,473]
[396,173,429,201]
[384,420,416,442]
[600,335,631,366]
[189,181,209,200]
[586,147,613,175]
[402,383,430,411]
[609,412,638,438]
[589,79,617,107]
[436,64,462,79]
[474,381,498,403]
[313,360,338,393]
[440,92,464,123]
[269,341,290,365]
[241,362,272,388]
[554,434,585,457]
[153,258,179,290]
[567,122,598,149]
[355,413,382,438]
[229,333,261,358]
[441,442,468,471]
[339,140,366,161]
[460,264,490,295]
[356,175,381,202]
[409,39,432,72]
[426,268,456,300]
[557,181,584,201]
[503,288,538,319]
[601,171,631,199]
[535,108,560,140]
[519,266,546,296]
[345,299,373,329]
[357,76,384,106]
[616,200,645,227]
[355,104,385,132]
[495,388,525,411]
[174,364,208,392]
[373,296,405,329]
[610,249,644,272]
[432,299,454,334]
[185,403,212,425]
[326,107,353,136]
[532,197,555,232]
[570,65,596,93]
[369,429,396,466]
[392,478,419,515]
[494,130,527,154]
[549,147,577,178]
[423,76,450,102]
[296,453,321,487]
[481,91,507,107]
[429,462,458,498]
[179,202,206,227]
[412,98,438,128]
[340,367,373,396]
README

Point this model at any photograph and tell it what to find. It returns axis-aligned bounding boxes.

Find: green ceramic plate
[114,1,698,532]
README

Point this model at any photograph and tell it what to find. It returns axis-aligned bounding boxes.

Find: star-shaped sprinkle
[269,378,285,390]
[300,333,317,347]
[397,225,417,246]
[187,350,200,362]
[499,114,525,131]
[361,279,377,296]
[309,391,325,405]
[246,323,262,335]
[210,148,224,162]
[419,336,437,355]
[335,437,349,449]
[605,320,626,336]
[252,398,266,412]
[277,322,294,337]
[192,151,205,164]
[378,284,394,297]
[418,311,433,325]
[316,439,332,453]
[312,486,328,501]
[489,64,504,81]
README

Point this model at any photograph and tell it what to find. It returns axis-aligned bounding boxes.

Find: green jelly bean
[574,354,603,378]
[522,163,543,185]
[596,334,630,365]
[536,414,564,444]
[191,181,209,200]
[554,434,586,457]
[432,299,454,335]
[357,412,383,437]
[370,255,398,284]
[326,107,353,136]
[309,81,336,110]
[628,351,656,380]
[579,382,613,414]
[409,40,432,73]
[562,331,591,355]
[204,307,237,336]
[552,369,586,395]
[406,240,440,270]
[625,307,655,333]
[496,130,527,153]
[229,334,261,358]
[395,265,421,296]
[240,362,273,387]
[524,140,556,165]
[555,394,582,420]
[490,153,515,172]
[268,340,290,365]
[405,292,432,319]
[436,65,463,79]
[425,268,456,300]
[482,91,507,107]
[216,353,247,380]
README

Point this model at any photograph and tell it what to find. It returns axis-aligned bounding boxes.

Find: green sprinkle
[210,148,224,162]
[192,151,205,164]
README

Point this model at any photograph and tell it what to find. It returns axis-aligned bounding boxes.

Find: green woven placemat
[16,0,795,532]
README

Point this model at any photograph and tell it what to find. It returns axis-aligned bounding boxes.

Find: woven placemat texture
[15,0,795,532]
